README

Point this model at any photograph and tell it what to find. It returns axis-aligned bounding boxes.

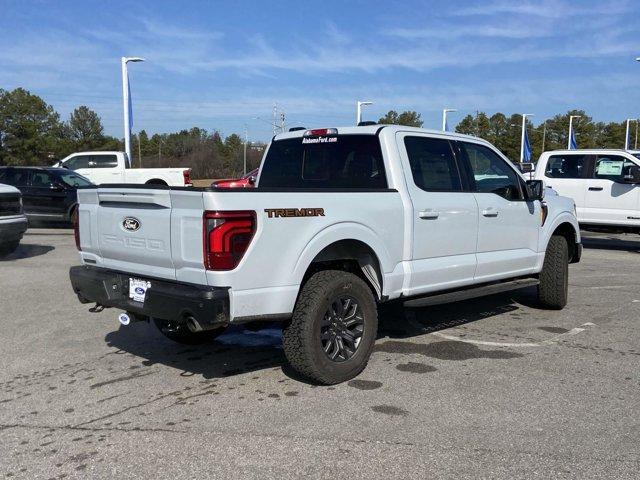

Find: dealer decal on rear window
[264,208,325,218]
[302,136,337,144]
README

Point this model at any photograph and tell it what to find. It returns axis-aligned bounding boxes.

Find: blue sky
[2,0,640,140]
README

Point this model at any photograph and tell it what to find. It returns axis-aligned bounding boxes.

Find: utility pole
[541,120,547,152]
[138,134,142,168]
[280,112,285,133]
[635,119,639,149]
[475,110,479,136]
[272,103,278,136]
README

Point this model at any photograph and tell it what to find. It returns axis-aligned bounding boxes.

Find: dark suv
[0,167,93,224]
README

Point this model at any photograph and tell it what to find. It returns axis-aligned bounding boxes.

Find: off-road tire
[0,240,20,257]
[153,318,226,345]
[282,270,378,385]
[538,235,569,309]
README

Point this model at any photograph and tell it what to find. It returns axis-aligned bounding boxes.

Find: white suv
[534,149,640,233]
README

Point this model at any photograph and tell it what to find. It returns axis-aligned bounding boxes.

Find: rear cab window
[259,133,387,189]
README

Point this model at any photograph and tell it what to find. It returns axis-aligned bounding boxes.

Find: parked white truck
[534,149,640,233]
[69,125,581,384]
[54,151,192,186]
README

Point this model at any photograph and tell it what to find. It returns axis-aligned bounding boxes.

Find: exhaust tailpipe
[186,316,203,333]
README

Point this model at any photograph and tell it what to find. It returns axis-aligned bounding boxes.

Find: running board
[403,278,539,309]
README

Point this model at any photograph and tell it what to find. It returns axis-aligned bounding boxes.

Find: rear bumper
[0,216,28,242]
[69,265,229,328]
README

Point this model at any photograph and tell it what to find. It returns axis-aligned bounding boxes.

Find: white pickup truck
[54,151,192,187]
[534,149,640,233]
[69,125,581,384]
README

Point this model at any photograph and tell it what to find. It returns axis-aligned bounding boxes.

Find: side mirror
[526,179,545,201]
[622,165,640,184]
[248,176,256,185]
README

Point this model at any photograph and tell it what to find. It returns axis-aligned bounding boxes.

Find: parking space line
[432,323,596,348]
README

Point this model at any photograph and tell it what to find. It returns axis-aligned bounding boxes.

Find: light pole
[442,108,457,131]
[121,56,145,166]
[519,114,534,163]
[624,118,637,150]
[243,124,248,175]
[568,115,581,149]
[541,119,547,152]
[356,101,373,125]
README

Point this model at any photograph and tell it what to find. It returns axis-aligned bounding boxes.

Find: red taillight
[203,211,255,270]
[183,169,192,185]
[73,209,81,251]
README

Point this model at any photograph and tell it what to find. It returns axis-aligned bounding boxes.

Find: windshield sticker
[302,136,338,144]
[596,160,623,176]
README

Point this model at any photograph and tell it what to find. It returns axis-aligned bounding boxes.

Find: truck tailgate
[77,187,206,283]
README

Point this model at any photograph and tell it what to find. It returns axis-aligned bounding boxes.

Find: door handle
[588,186,603,191]
[419,210,439,220]
[482,208,499,217]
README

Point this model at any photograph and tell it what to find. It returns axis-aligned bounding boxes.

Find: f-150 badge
[264,208,325,218]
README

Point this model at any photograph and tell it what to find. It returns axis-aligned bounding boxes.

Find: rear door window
[404,136,462,191]
[259,134,387,189]
[545,154,588,178]
[30,171,55,188]
[89,155,118,168]
[64,155,91,170]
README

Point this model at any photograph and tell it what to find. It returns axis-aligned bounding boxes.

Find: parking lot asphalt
[1,229,639,479]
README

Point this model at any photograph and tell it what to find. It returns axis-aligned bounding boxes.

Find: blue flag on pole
[523,127,532,163]
[569,129,577,150]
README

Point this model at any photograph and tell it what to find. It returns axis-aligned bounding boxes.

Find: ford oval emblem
[122,217,141,232]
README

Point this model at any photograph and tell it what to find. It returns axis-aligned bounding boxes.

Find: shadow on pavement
[105,322,288,381]
[378,287,538,339]
[104,287,538,381]
[582,235,640,253]
[0,243,55,261]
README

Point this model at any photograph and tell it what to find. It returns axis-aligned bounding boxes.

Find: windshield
[259,134,386,189]
[57,171,93,187]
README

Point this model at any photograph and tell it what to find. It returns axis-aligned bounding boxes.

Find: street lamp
[243,124,248,175]
[442,108,457,131]
[624,118,637,150]
[519,114,534,163]
[568,115,581,150]
[356,101,373,125]
[121,56,145,166]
